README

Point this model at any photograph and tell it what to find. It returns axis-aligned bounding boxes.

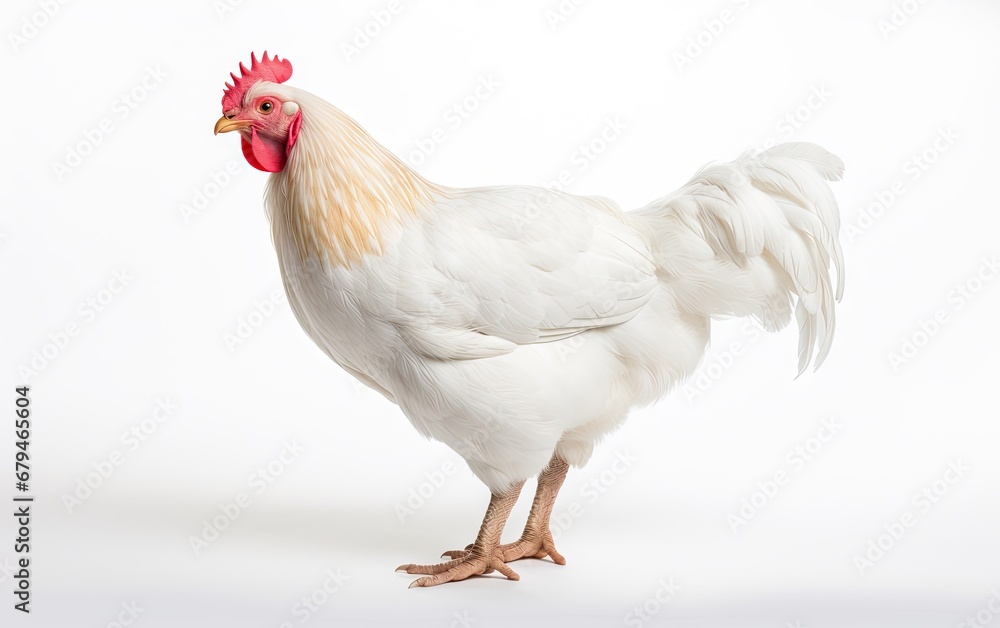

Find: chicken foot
[397,481,525,588]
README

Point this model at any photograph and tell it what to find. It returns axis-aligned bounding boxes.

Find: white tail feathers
[632,142,845,376]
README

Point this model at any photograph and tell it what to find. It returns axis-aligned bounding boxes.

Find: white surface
[2,0,999,626]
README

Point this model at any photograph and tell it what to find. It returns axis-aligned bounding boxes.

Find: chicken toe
[398,551,519,587]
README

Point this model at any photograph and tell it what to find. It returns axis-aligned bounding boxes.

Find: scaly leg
[444,455,570,565]
[397,481,524,588]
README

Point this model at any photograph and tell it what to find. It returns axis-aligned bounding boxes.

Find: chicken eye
[259,101,274,114]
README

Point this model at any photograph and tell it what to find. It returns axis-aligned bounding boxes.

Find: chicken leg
[444,455,570,565]
[397,481,525,588]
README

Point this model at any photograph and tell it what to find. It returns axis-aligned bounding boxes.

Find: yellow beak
[214,116,252,135]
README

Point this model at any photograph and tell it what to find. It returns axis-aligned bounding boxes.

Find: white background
[2,0,1000,626]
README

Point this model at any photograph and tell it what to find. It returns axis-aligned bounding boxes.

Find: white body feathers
[262,85,845,493]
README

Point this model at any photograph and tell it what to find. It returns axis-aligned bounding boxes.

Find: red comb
[222,52,293,111]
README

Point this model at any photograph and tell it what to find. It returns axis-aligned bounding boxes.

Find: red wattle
[241,136,264,171]
[241,127,287,173]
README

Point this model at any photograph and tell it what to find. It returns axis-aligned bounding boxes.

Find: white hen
[215,53,844,588]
